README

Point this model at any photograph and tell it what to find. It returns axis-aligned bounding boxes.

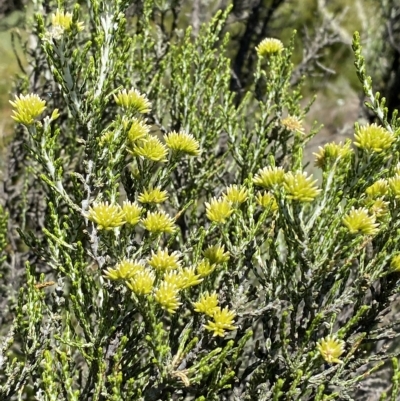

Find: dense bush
[1,1,400,400]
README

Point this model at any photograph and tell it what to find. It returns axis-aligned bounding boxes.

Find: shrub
[1,1,400,400]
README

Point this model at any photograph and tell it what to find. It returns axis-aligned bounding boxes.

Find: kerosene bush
[1,1,400,400]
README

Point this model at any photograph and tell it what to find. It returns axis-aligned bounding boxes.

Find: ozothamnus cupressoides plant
[1,1,400,400]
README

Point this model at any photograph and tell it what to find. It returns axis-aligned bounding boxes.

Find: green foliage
[1,1,400,400]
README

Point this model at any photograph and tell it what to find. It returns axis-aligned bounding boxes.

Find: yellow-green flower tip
[253,166,285,189]
[193,292,219,316]
[178,267,203,289]
[283,171,321,202]
[314,141,353,169]
[133,136,168,162]
[142,210,176,234]
[114,88,151,113]
[316,335,345,364]
[87,201,125,230]
[256,38,284,57]
[366,179,389,199]
[103,259,145,281]
[154,282,181,314]
[256,191,278,211]
[223,185,248,205]
[205,197,233,223]
[342,207,379,235]
[369,198,389,218]
[138,187,168,204]
[51,108,60,121]
[203,307,237,337]
[354,123,395,153]
[203,245,230,264]
[164,131,200,156]
[196,258,217,277]
[127,118,151,143]
[281,116,304,133]
[126,269,155,295]
[163,270,184,288]
[148,248,181,271]
[122,201,142,226]
[51,9,84,31]
[10,93,46,125]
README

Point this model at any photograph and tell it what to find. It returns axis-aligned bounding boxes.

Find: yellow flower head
[390,254,400,272]
[281,116,304,134]
[193,292,219,316]
[133,136,168,162]
[126,269,155,295]
[142,210,176,234]
[163,270,184,288]
[256,191,278,211]
[114,88,151,113]
[253,166,285,189]
[283,171,321,202]
[148,248,181,271]
[164,131,200,156]
[87,202,125,230]
[103,259,145,281]
[389,174,400,199]
[223,185,248,205]
[314,141,353,169]
[256,38,284,57]
[203,244,230,265]
[51,9,84,31]
[366,179,389,199]
[342,207,379,235]
[316,335,345,364]
[138,187,168,204]
[154,281,182,314]
[122,201,142,226]
[10,94,46,125]
[204,307,237,337]
[205,197,233,223]
[196,258,217,277]
[178,267,203,289]
[369,198,389,218]
[354,123,395,153]
[127,118,151,143]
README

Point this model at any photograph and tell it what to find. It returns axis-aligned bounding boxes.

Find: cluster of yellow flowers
[193,292,236,337]
[205,185,248,223]
[103,244,235,336]
[314,124,396,170]
[253,166,321,203]
[113,88,200,162]
[87,199,175,233]
[205,167,323,224]
[342,161,400,236]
